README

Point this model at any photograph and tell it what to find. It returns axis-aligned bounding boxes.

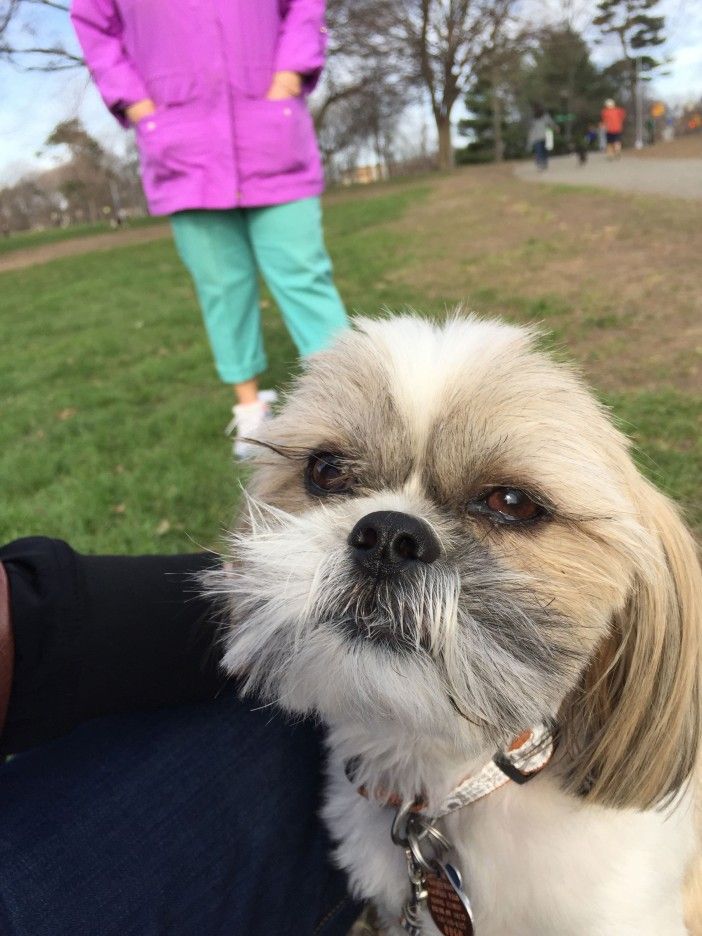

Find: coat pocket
[134,108,208,189]
[235,96,314,181]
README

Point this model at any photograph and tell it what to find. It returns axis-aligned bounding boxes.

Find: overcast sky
[1,0,700,186]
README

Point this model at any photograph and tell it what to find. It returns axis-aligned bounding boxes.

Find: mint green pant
[170,197,348,384]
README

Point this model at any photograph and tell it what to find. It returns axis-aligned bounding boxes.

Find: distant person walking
[601,99,626,160]
[70,0,348,458]
[527,104,556,171]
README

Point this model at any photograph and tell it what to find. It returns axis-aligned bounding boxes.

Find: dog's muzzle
[348,510,441,578]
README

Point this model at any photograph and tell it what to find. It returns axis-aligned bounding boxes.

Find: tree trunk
[436,114,454,170]
[491,76,504,162]
[629,59,639,145]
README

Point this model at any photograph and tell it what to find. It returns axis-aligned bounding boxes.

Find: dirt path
[514,151,702,200]
[387,164,702,397]
[0,223,171,274]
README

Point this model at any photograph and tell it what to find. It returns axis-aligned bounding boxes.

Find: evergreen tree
[593,0,666,107]
[522,26,618,150]
[458,25,616,161]
[457,70,526,163]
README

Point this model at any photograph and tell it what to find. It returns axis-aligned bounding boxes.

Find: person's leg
[0,690,361,936]
[170,210,266,401]
[0,538,360,934]
[246,197,348,359]
[533,140,547,170]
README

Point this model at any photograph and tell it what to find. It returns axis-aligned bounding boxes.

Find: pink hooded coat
[70,0,327,215]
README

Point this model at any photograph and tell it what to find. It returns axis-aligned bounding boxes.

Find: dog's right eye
[305,453,354,496]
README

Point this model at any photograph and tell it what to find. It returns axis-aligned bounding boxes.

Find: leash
[348,723,555,935]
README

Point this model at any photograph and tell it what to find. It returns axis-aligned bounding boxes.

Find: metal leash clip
[392,802,451,934]
[392,802,474,935]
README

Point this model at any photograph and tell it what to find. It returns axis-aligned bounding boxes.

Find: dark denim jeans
[533,139,548,169]
[0,691,361,936]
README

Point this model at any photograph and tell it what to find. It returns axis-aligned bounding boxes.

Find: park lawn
[1,168,700,553]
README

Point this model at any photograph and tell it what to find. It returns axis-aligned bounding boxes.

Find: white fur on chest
[322,735,694,936]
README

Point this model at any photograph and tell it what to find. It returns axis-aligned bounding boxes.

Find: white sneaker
[225,390,277,459]
[257,389,278,407]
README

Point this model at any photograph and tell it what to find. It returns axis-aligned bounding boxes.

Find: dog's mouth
[325,576,436,653]
[334,613,423,652]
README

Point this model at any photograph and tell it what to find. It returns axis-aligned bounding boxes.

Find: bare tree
[0,0,81,69]
[314,76,408,178]
[363,0,521,170]
[0,175,55,231]
[312,0,415,174]
[479,8,528,162]
[43,118,116,221]
[1,129,145,233]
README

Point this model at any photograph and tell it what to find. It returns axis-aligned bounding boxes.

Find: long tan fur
[562,472,702,812]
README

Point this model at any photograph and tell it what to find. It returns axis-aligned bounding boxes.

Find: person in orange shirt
[601,98,626,159]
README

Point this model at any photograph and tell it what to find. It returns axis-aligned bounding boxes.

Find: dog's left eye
[478,487,546,524]
[306,453,354,496]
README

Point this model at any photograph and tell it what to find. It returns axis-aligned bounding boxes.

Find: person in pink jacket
[71,0,348,457]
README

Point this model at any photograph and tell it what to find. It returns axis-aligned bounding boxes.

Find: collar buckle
[492,751,536,784]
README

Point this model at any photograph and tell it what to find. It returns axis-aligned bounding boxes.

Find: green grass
[1,174,699,553]
[607,390,702,527]
[325,184,434,313]
[0,183,434,552]
[0,216,165,257]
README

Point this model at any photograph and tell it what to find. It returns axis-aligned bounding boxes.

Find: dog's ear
[561,477,702,810]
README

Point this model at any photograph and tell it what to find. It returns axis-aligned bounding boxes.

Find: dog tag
[426,860,473,936]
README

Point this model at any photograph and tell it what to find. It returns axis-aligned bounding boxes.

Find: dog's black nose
[348,510,440,576]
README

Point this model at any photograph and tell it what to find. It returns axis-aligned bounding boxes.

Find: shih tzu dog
[209,315,702,934]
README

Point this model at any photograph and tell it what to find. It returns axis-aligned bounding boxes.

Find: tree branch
[25,0,70,10]
[9,44,83,69]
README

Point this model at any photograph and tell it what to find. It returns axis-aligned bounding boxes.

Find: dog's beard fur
[208,313,701,811]
[210,492,587,749]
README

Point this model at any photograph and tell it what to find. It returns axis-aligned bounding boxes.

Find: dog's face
[215,316,700,809]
